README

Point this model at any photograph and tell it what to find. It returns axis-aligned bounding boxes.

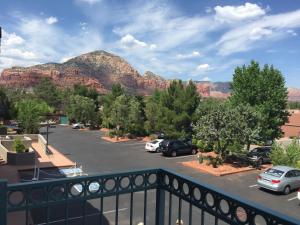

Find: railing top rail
[2,168,300,225]
[160,168,300,225]
[7,168,160,189]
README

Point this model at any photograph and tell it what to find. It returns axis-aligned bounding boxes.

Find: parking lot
[43,125,300,221]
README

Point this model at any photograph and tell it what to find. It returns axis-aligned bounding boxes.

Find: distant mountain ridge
[0,50,298,100]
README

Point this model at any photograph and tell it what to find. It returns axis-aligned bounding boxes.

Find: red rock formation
[288,88,300,102]
[0,51,170,95]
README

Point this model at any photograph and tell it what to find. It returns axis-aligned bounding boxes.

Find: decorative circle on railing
[172,178,179,191]
[205,192,215,208]
[254,214,267,225]
[192,187,201,201]
[28,187,46,204]
[8,190,25,207]
[69,183,84,197]
[120,176,131,190]
[147,173,157,185]
[134,175,144,187]
[164,175,170,186]
[182,183,190,196]
[49,185,65,201]
[87,180,101,194]
[235,206,248,223]
[104,178,116,192]
[219,199,230,215]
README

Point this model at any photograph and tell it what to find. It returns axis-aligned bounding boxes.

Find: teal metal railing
[1,168,299,225]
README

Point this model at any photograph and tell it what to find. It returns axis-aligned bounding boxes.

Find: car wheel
[283,186,291,195]
[171,151,177,157]
[191,149,197,155]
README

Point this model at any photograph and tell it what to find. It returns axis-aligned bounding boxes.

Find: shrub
[227,141,244,154]
[206,156,223,168]
[270,140,300,167]
[195,139,213,152]
[149,134,158,140]
[108,130,116,138]
[197,154,204,164]
[13,138,26,153]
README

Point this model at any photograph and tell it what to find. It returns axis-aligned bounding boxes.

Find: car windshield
[151,140,158,144]
[264,168,284,178]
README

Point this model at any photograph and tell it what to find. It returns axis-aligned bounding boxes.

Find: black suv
[159,139,198,157]
[247,146,272,165]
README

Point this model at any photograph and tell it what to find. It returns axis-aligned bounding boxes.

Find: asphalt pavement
[38,125,300,224]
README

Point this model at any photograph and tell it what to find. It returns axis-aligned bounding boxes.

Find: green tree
[145,80,200,138]
[270,140,300,167]
[110,94,130,135]
[34,78,61,110]
[16,99,53,133]
[100,83,125,128]
[67,95,97,125]
[144,90,161,133]
[0,88,11,120]
[127,97,144,135]
[193,102,251,159]
[230,61,289,143]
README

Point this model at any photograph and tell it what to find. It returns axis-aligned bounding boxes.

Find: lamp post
[43,113,52,155]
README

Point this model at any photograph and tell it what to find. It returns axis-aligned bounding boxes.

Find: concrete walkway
[0,142,75,183]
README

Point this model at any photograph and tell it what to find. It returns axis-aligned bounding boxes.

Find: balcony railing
[0,168,299,225]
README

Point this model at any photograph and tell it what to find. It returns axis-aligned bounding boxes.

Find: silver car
[257,166,300,194]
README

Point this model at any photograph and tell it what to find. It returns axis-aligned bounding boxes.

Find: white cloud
[197,64,211,70]
[2,31,24,46]
[202,76,211,81]
[217,9,300,55]
[0,15,102,71]
[120,34,157,51]
[111,1,217,51]
[249,27,273,40]
[45,16,58,25]
[177,51,200,59]
[76,0,101,5]
[287,29,297,36]
[214,2,266,23]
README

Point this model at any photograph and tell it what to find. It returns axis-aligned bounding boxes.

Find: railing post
[0,180,7,225]
[155,171,165,225]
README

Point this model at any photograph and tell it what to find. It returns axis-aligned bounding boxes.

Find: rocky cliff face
[0,51,169,94]
[1,50,299,100]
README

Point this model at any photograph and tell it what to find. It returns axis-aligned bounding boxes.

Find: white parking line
[287,197,298,201]
[103,207,128,214]
[249,184,258,188]
[164,155,195,160]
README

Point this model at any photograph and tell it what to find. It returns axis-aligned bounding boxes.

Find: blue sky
[0,0,300,87]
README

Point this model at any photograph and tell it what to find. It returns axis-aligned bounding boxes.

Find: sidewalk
[0,142,75,183]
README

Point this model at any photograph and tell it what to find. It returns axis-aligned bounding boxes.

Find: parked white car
[145,139,164,152]
[298,188,300,202]
[72,123,85,129]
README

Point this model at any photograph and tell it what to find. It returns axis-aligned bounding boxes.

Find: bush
[194,139,213,152]
[13,138,26,153]
[206,156,223,168]
[149,134,158,140]
[108,130,116,138]
[270,140,300,167]
[227,142,244,154]
[197,154,204,164]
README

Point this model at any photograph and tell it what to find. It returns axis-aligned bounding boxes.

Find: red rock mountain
[0,50,299,100]
[0,51,169,95]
